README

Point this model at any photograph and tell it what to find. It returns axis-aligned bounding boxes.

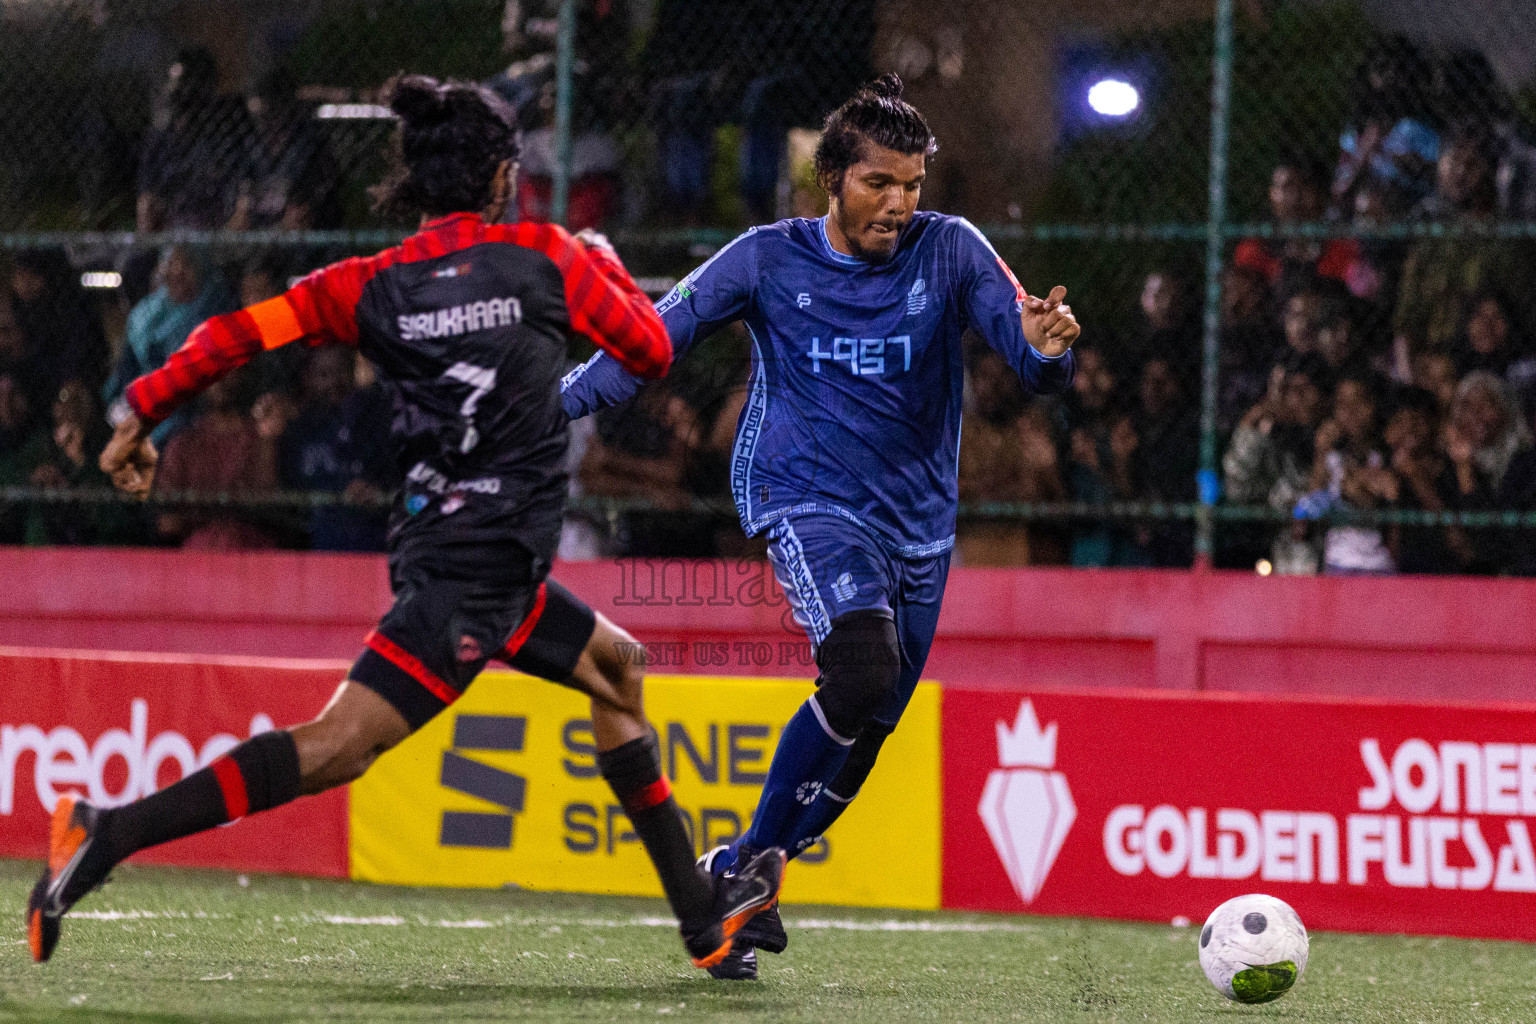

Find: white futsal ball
[1197,894,1308,1003]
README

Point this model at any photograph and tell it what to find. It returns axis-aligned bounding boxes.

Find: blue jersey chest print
[561,212,1075,557]
[773,227,940,385]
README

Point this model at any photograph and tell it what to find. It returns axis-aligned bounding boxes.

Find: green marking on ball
[1231,961,1298,1003]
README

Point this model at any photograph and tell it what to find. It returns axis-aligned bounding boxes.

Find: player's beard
[848,234,899,264]
[832,203,903,264]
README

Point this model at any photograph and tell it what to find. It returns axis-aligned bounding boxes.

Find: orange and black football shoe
[26,795,108,963]
[682,846,786,970]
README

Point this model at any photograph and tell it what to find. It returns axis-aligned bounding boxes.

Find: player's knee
[296,736,357,793]
[303,727,390,792]
[596,657,645,719]
[813,612,900,740]
[587,618,646,716]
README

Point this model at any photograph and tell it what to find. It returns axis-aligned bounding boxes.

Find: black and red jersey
[126,213,671,551]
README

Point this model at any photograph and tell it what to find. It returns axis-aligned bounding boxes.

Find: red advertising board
[942,686,1536,941]
[0,647,349,876]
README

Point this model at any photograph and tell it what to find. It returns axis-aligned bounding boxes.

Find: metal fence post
[1195,0,1234,569]
[550,0,576,227]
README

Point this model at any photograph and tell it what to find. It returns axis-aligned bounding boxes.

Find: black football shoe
[697,845,791,979]
[706,904,792,980]
[735,901,788,954]
[681,846,786,970]
[707,943,760,980]
[26,796,112,963]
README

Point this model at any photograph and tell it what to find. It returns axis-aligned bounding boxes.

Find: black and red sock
[597,732,714,927]
[99,730,302,866]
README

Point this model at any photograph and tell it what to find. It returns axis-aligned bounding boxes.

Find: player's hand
[99,412,159,500]
[575,228,628,279]
[1022,285,1081,358]
[575,228,616,254]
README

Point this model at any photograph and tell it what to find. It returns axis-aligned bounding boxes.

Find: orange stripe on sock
[211,756,249,820]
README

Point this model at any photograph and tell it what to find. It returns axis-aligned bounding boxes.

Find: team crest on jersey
[906,277,927,316]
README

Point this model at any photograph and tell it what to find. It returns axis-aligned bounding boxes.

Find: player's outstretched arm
[953,218,1079,393]
[555,226,672,379]
[562,227,758,421]
[100,308,274,498]
[102,259,371,498]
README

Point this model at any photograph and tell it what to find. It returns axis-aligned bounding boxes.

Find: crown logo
[996,700,1057,769]
[979,699,1075,904]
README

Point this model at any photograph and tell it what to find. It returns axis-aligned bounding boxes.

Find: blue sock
[779,716,894,859]
[782,786,857,858]
[741,695,852,853]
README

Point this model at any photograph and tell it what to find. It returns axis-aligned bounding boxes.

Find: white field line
[75,910,221,920]
[77,910,1041,934]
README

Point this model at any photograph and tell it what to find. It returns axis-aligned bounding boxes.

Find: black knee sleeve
[827,720,894,801]
[813,611,900,740]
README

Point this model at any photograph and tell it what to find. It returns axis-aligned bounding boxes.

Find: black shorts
[350,541,597,730]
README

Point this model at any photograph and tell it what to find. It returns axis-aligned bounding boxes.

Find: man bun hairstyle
[370,73,522,220]
[814,73,937,193]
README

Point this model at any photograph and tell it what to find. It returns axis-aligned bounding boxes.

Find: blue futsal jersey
[560,212,1075,556]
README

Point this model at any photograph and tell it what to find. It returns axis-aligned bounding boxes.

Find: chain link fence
[1,0,1535,574]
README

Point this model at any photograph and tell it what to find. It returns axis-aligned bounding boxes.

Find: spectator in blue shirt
[1332,35,1440,216]
[103,246,234,447]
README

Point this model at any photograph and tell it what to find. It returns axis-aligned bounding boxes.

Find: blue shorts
[766,514,950,728]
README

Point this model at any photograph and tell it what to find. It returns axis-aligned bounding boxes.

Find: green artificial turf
[2,859,1534,1022]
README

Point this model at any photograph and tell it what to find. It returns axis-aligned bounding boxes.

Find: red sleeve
[126,255,383,426]
[500,223,672,378]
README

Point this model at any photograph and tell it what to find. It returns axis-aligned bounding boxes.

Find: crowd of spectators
[488,0,874,228]
[0,240,399,552]
[0,38,397,554]
[4,29,1536,577]
[1205,39,1536,576]
[933,37,1536,576]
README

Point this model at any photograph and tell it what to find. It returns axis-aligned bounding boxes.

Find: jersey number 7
[442,362,498,454]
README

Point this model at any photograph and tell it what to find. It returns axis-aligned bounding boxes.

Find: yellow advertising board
[350,673,940,909]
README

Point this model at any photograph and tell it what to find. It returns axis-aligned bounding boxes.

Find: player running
[561,74,1080,978]
[26,74,783,971]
